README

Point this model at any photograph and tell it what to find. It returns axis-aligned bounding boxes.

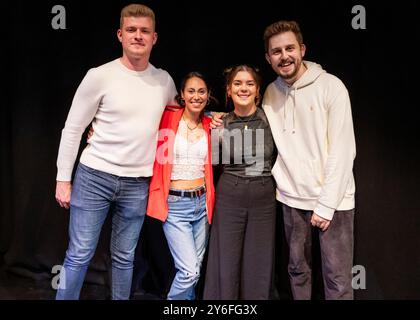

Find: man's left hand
[210,112,225,129]
[311,212,331,231]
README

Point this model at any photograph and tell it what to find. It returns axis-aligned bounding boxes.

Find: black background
[1,0,419,299]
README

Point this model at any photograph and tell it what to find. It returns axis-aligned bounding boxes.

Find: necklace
[234,109,257,130]
[182,115,202,146]
[182,115,200,131]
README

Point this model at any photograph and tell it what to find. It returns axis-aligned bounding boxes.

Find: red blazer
[146,106,215,224]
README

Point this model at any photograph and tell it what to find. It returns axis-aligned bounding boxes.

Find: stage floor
[0,267,161,300]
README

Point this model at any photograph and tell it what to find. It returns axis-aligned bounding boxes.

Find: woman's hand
[87,126,94,142]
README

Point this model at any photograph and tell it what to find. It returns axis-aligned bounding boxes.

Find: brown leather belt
[169,186,206,198]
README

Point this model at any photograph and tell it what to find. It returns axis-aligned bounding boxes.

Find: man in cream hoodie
[262,21,356,299]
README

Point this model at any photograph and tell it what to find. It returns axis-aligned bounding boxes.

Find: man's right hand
[55,181,72,210]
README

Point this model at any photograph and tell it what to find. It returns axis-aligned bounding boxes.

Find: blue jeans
[56,163,149,300]
[163,189,209,300]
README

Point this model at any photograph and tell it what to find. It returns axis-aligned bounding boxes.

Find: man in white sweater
[55,4,177,299]
[262,21,356,299]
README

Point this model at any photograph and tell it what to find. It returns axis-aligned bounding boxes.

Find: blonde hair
[120,4,155,29]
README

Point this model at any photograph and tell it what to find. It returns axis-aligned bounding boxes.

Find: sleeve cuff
[56,169,73,182]
[314,202,335,221]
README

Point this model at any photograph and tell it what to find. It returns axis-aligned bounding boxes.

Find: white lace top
[171,126,208,181]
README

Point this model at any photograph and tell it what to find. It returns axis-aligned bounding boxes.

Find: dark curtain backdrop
[1,0,419,299]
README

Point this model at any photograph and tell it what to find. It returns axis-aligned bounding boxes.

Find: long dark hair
[175,72,218,108]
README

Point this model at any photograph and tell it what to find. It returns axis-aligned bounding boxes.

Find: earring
[180,98,185,106]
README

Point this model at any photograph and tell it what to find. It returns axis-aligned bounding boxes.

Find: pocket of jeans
[167,195,181,203]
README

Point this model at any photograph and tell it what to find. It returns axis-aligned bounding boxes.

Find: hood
[274,61,326,134]
[275,60,326,91]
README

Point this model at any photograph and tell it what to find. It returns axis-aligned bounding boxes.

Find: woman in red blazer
[146,72,215,300]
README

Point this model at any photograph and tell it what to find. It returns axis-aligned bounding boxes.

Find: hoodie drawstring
[283,86,297,134]
[277,61,326,135]
[292,86,296,134]
[283,88,288,133]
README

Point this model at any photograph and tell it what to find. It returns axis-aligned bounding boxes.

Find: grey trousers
[282,203,354,300]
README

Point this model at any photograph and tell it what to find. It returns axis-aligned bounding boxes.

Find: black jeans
[282,203,354,300]
[203,173,276,300]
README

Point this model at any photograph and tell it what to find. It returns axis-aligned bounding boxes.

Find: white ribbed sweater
[56,59,177,181]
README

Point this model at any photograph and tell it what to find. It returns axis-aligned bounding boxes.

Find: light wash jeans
[163,189,209,300]
[56,163,149,300]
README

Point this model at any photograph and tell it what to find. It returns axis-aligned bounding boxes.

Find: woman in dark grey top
[219,108,276,177]
[203,65,277,300]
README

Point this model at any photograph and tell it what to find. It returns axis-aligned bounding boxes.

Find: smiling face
[227,70,259,110]
[181,76,209,115]
[265,31,306,85]
[117,16,157,61]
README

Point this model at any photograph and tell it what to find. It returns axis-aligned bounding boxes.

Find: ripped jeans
[162,190,209,300]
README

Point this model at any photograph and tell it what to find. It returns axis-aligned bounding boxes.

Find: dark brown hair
[263,20,303,52]
[223,65,262,107]
[175,72,218,109]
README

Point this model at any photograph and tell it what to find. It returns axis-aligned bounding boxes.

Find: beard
[278,58,303,80]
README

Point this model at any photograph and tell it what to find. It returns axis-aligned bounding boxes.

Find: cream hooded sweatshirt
[262,61,356,220]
